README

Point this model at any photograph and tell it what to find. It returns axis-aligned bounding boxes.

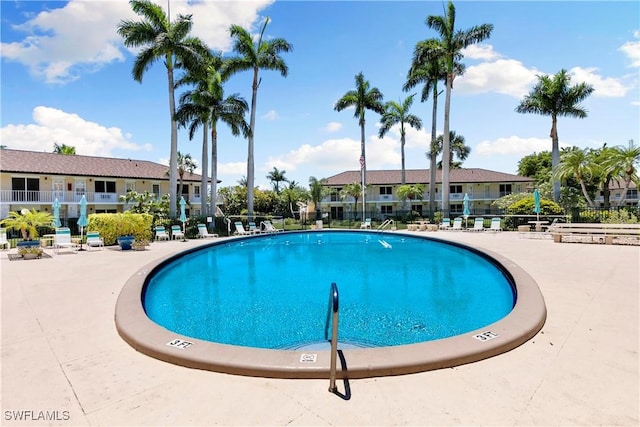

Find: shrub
[601,210,638,224]
[87,213,153,245]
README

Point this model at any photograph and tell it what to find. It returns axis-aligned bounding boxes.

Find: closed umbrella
[179,196,187,242]
[52,198,61,228]
[533,188,541,221]
[463,193,470,228]
[78,195,88,251]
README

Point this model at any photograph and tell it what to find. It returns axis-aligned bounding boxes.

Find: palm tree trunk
[360,117,366,219]
[201,121,209,217]
[578,177,595,207]
[550,115,560,202]
[210,123,218,218]
[247,67,259,219]
[429,88,438,221]
[167,56,178,218]
[441,75,453,217]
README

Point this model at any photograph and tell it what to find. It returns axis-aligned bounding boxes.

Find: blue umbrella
[462,193,470,228]
[78,195,88,251]
[179,196,187,241]
[533,188,541,221]
[52,198,61,228]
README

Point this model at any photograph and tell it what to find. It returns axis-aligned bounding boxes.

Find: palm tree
[334,72,385,202]
[176,151,197,202]
[117,0,208,218]
[516,69,595,202]
[434,131,471,169]
[175,54,250,216]
[396,184,425,204]
[603,144,640,206]
[309,176,328,219]
[340,182,364,220]
[423,1,493,215]
[53,143,76,155]
[404,38,450,220]
[553,147,596,207]
[266,167,288,194]
[224,18,293,218]
[378,94,423,187]
[1,208,53,240]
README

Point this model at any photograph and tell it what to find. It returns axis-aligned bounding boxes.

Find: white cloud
[0,0,273,84]
[324,122,343,132]
[475,136,558,157]
[619,32,640,68]
[456,59,539,98]
[568,67,631,97]
[262,110,279,120]
[0,106,152,156]
[461,44,501,61]
[218,161,247,176]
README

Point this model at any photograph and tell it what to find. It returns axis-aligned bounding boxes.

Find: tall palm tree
[224,18,293,218]
[175,54,250,216]
[117,0,208,217]
[266,167,288,194]
[378,94,423,187]
[340,182,364,219]
[553,147,596,207]
[516,69,595,202]
[434,130,471,169]
[176,151,197,202]
[334,72,385,214]
[422,1,493,215]
[603,144,640,206]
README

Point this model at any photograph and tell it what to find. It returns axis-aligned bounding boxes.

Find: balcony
[1,190,202,205]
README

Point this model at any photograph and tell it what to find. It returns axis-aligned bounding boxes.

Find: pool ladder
[325,282,339,393]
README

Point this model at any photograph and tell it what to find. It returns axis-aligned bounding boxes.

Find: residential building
[0,149,208,222]
[321,168,536,219]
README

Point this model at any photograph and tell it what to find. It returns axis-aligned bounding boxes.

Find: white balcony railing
[0,190,202,205]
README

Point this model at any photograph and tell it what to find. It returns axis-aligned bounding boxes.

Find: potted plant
[132,238,150,251]
[1,208,53,248]
[18,246,44,260]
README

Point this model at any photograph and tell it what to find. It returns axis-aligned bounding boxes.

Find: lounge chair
[0,228,9,250]
[451,217,463,231]
[85,231,104,250]
[198,223,218,238]
[360,218,372,229]
[439,218,451,230]
[53,227,78,254]
[171,225,185,240]
[487,217,502,232]
[470,217,485,232]
[234,221,251,236]
[261,220,283,233]
[155,226,169,241]
[248,222,260,234]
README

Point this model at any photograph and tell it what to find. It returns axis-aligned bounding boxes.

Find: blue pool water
[143,231,516,349]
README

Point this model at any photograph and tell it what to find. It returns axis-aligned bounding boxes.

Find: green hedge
[87,213,153,245]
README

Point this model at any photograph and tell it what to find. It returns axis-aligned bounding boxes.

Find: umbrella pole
[78,226,86,251]
[181,221,186,242]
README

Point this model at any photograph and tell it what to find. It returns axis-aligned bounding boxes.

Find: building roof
[322,168,535,186]
[0,149,204,182]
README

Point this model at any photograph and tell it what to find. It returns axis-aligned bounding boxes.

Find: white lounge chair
[261,220,283,233]
[439,218,451,230]
[85,231,104,250]
[360,218,372,229]
[234,222,251,236]
[451,217,463,231]
[53,227,78,254]
[198,223,218,238]
[486,217,502,232]
[0,228,9,250]
[470,217,485,232]
[155,226,169,241]
[248,222,260,234]
[171,225,184,240]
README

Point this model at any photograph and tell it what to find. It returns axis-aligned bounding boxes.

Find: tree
[404,37,461,219]
[175,53,250,217]
[422,1,493,215]
[225,18,292,218]
[334,72,385,203]
[603,144,640,206]
[434,130,470,169]
[340,182,364,219]
[309,176,328,219]
[266,167,288,194]
[515,69,595,202]
[176,151,197,203]
[517,151,552,183]
[1,208,53,240]
[119,190,169,219]
[396,184,425,203]
[378,94,423,187]
[553,147,596,207]
[117,0,208,218]
[53,143,76,155]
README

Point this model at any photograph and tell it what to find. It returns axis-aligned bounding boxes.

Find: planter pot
[117,235,135,251]
[22,253,40,260]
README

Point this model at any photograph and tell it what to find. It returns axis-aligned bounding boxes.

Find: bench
[549,223,640,245]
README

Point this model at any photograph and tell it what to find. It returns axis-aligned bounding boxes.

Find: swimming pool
[116,230,547,379]
[143,231,515,349]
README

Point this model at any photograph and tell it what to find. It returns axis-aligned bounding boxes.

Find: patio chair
[248,222,260,234]
[0,229,9,250]
[470,217,485,232]
[198,223,218,238]
[171,225,185,240]
[439,218,451,230]
[85,231,104,250]
[360,218,372,229]
[155,226,169,241]
[451,217,463,231]
[261,220,283,233]
[234,222,251,236]
[486,217,502,232]
[53,227,78,254]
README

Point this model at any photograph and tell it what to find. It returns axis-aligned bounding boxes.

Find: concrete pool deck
[1,231,638,426]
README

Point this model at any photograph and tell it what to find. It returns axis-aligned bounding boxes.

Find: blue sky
[1,0,639,189]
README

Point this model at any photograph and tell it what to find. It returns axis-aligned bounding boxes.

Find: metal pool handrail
[326,282,339,393]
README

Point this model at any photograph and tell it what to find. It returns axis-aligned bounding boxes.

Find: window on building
[379,186,392,195]
[94,181,116,193]
[12,177,40,202]
[194,185,201,197]
[626,189,638,199]
[152,184,161,199]
[330,188,342,202]
[451,204,462,214]
[381,205,393,215]
[330,206,344,219]
[125,181,135,193]
[411,205,423,215]
[450,185,463,194]
[499,184,512,197]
